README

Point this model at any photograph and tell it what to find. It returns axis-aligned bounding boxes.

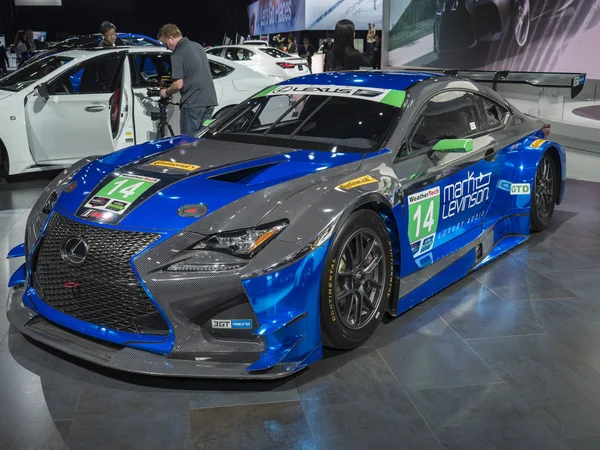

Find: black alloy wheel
[530,152,557,231]
[320,210,393,350]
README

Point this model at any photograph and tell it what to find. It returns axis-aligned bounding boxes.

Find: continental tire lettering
[387,239,393,299]
[328,258,337,322]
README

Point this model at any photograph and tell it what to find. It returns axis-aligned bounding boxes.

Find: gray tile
[408,383,567,450]
[68,386,191,450]
[563,435,600,450]
[189,401,314,450]
[513,297,600,373]
[189,379,298,409]
[474,256,576,301]
[294,348,438,447]
[549,270,600,299]
[0,418,69,450]
[468,334,600,438]
[577,249,600,265]
[370,308,502,390]
[513,246,600,273]
[432,278,543,339]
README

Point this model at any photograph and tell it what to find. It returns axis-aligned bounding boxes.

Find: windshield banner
[263,84,406,107]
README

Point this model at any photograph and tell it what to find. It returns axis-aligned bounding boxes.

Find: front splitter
[6,286,306,380]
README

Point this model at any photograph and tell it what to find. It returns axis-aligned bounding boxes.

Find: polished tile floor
[1,177,600,450]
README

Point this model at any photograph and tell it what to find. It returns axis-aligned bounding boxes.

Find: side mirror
[432,139,473,153]
[36,82,50,100]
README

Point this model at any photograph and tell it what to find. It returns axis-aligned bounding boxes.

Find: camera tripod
[151,98,176,139]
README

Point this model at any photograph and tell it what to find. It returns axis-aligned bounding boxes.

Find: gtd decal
[442,171,491,219]
[511,183,530,195]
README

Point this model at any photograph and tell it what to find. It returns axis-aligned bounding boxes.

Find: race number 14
[407,187,441,245]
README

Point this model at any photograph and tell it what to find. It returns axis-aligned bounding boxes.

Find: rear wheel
[320,210,393,350]
[530,152,557,231]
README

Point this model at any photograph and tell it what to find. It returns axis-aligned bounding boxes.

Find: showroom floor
[2,177,600,450]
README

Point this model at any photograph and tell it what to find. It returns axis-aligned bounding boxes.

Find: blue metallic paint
[7,244,25,259]
[278,71,439,91]
[8,263,26,288]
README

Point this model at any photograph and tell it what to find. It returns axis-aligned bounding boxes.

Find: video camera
[145,76,172,100]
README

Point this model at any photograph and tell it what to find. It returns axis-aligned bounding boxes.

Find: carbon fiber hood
[54,137,365,231]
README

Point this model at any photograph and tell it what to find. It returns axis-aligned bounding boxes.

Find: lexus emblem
[61,237,89,266]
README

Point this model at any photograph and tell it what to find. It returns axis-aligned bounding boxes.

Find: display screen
[15,0,61,5]
[385,0,600,80]
[248,0,306,34]
[305,0,383,30]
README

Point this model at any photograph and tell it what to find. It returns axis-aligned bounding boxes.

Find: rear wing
[396,68,587,99]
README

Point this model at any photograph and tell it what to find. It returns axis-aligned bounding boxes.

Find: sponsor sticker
[149,160,201,171]
[105,200,130,212]
[211,319,253,330]
[81,208,113,221]
[469,122,477,131]
[337,175,378,190]
[510,183,531,195]
[88,196,110,207]
[408,186,441,257]
[530,139,546,149]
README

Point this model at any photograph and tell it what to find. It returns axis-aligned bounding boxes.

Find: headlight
[192,220,288,258]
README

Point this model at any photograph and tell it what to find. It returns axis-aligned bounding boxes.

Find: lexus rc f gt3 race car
[6,69,586,379]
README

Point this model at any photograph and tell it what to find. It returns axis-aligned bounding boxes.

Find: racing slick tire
[530,152,557,231]
[320,209,393,350]
[0,144,8,184]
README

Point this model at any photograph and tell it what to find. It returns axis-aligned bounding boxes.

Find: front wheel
[530,152,557,231]
[0,146,8,184]
[320,210,393,350]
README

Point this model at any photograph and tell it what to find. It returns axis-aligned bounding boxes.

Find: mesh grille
[32,213,168,335]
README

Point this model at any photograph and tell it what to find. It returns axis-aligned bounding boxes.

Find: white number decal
[413,204,422,238]
[119,182,144,199]
[106,179,128,196]
[424,201,435,233]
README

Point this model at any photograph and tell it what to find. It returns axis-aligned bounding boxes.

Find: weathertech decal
[149,160,201,171]
[337,175,378,190]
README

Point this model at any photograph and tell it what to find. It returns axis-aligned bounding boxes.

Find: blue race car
[6,69,585,379]
[19,33,163,68]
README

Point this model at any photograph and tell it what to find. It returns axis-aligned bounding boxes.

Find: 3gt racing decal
[84,174,160,216]
[263,85,406,107]
[408,187,440,256]
[337,175,378,190]
[211,319,253,330]
[149,160,200,171]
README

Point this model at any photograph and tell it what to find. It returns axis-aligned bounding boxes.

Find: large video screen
[385,0,600,80]
[305,0,383,30]
[15,0,61,5]
[248,0,306,35]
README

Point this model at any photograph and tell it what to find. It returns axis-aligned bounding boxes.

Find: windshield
[0,56,73,92]
[52,36,99,48]
[202,92,400,152]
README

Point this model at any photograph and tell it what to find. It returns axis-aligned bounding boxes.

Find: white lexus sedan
[0,47,279,181]
[206,45,309,79]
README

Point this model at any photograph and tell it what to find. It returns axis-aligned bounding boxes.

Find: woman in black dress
[325,19,376,71]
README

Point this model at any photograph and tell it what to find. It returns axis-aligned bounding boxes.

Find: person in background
[25,29,36,51]
[99,21,117,47]
[325,19,375,71]
[298,37,315,72]
[14,30,27,65]
[321,35,334,70]
[372,34,381,70]
[158,23,218,135]
[0,43,8,76]
[287,36,297,53]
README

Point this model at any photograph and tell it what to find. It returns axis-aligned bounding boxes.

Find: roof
[59,46,170,59]
[278,71,441,91]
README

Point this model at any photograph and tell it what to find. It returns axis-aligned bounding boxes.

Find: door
[393,90,505,268]
[128,52,180,143]
[25,52,126,163]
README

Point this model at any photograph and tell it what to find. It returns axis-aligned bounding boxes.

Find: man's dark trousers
[180,106,214,135]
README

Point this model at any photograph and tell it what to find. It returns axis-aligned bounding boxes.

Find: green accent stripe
[253,85,278,98]
[380,90,406,108]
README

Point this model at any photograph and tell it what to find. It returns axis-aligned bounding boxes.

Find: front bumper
[7,284,322,379]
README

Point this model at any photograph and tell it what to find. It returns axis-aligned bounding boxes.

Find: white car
[242,40,268,46]
[206,45,309,79]
[0,47,279,180]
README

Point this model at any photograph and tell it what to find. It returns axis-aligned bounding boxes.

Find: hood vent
[209,162,282,184]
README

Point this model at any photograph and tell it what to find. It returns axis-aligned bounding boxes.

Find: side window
[407,91,482,155]
[206,48,222,57]
[209,60,234,79]
[479,96,509,131]
[49,53,122,95]
[224,48,252,61]
[129,54,171,87]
